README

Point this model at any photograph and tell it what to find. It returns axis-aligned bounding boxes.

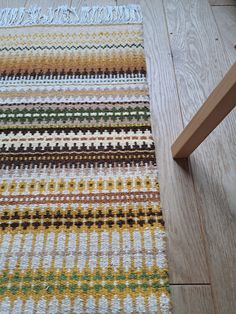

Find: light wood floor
[1,0,236,313]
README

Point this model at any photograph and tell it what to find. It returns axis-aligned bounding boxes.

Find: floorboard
[164,0,236,312]
[71,0,117,6]
[171,285,215,314]
[118,0,209,285]
[25,0,72,9]
[213,6,236,63]
[209,0,236,5]
[0,0,25,7]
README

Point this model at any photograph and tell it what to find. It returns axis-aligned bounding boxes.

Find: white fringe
[0,4,142,27]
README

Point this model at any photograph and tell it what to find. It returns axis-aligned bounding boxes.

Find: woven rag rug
[0,4,170,314]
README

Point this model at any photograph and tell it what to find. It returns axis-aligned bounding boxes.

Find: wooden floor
[1,0,236,313]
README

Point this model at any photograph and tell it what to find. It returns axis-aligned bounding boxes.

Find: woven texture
[0,8,170,314]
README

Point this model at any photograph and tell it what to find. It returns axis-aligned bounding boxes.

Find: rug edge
[0,4,142,28]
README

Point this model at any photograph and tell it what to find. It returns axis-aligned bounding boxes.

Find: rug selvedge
[0,6,171,313]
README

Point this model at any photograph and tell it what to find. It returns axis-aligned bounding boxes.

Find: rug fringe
[0,4,142,27]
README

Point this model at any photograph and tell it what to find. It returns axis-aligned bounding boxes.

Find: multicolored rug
[0,5,170,313]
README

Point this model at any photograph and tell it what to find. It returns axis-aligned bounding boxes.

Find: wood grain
[118,0,209,284]
[164,0,236,312]
[0,0,26,6]
[71,0,116,6]
[25,0,72,10]
[213,6,236,63]
[171,285,215,314]
[209,0,236,5]
[172,61,236,158]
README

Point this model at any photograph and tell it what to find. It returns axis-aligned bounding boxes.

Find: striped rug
[0,5,171,313]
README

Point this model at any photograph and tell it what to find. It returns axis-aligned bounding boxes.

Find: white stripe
[0,234,11,271]
[86,296,96,314]
[42,232,55,270]
[36,299,46,314]
[123,295,133,314]
[66,232,77,269]
[111,230,120,270]
[88,231,98,272]
[0,297,10,314]
[122,230,131,271]
[73,297,84,314]
[48,297,58,314]
[144,229,154,269]
[1,295,170,314]
[12,298,22,314]
[111,296,121,314]
[160,293,171,314]
[154,229,167,269]
[0,229,166,272]
[148,294,158,313]
[1,75,145,87]
[8,234,22,272]
[98,296,108,314]
[136,296,145,313]
[77,232,87,272]
[100,231,109,269]
[61,297,71,314]
[0,94,148,105]
[154,229,166,250]
[20,233,33,270]
[133,230,142,270]
[0,82,145,93]
[23,298,34,314]
[0,163,155,181]
[31,233,44,270]
[54,232,66,269]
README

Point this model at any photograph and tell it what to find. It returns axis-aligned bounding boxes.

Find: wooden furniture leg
[172,61,236,159]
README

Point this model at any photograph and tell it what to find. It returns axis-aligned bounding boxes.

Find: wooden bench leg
[171,61,236,159]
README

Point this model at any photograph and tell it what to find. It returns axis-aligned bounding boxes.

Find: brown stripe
[0,191,160,206]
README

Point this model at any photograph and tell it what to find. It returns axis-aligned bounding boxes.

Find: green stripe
[0,270,169,295]
[0,107,150,123]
